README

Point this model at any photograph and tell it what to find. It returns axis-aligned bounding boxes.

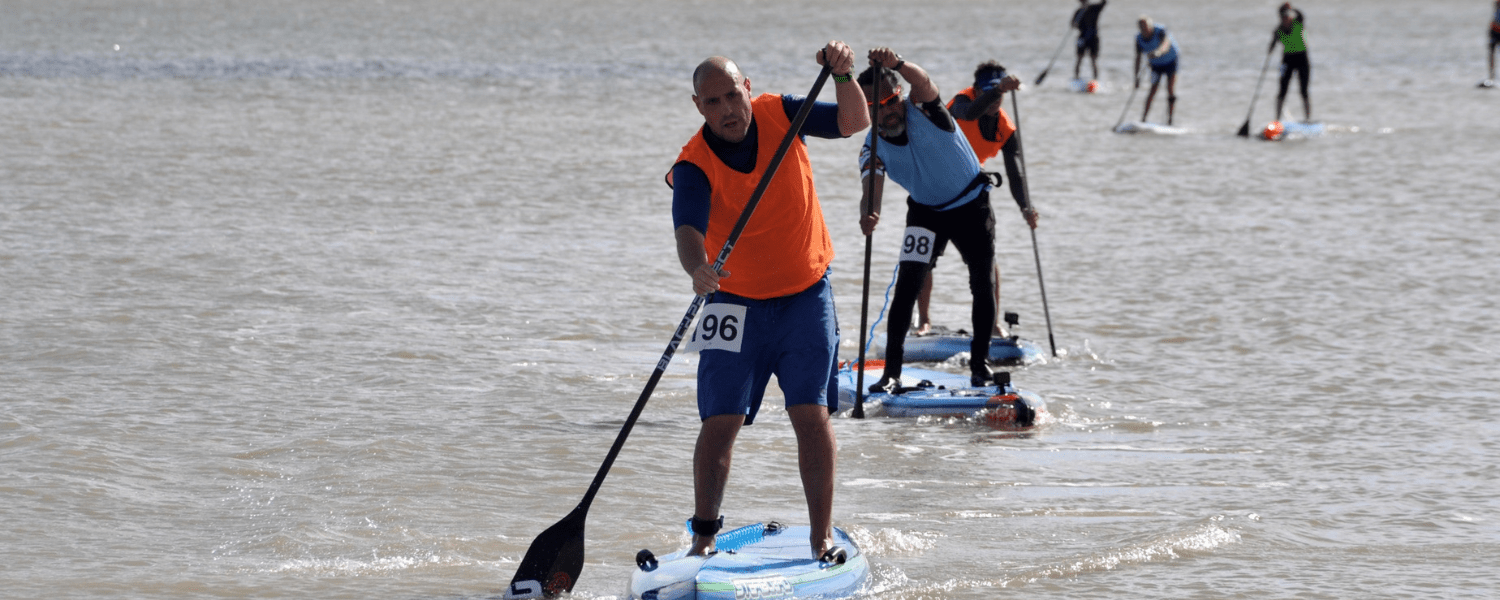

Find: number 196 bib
[685,303,747,353]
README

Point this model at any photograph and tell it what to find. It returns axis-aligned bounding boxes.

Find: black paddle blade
[505,507,586,599]
[1236,120,1251,137]
[1034,69,1049,85]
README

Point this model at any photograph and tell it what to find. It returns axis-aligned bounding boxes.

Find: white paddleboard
[1114,121,1187,135]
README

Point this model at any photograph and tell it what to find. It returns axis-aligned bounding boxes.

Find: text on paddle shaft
[900,226,937,264]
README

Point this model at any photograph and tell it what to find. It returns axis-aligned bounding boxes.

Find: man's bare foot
[913,321,932,336]
[810,534,833,559]
[689,534,715,556]
[993,325,1010,338]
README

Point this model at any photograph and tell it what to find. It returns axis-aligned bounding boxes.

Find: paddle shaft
[1113,60,1147,130]
[1237,49,1275,137]
[854,65,883,419]
[1008,94,1058,357]
[509,63,834,596]
[1035,27,1073,85]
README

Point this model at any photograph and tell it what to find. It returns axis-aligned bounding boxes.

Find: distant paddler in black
[1270,3,1312,121]
[1487,0,1500,87]
[857,48,1007,389]
[1134,15,1181,125]
[667,42,868,559]
[912,61,1039,338]
[1072,0,1108,82]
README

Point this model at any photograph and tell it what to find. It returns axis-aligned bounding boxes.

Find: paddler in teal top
[1134,16,1181,125]
[1270,3,1312,121]
[858,47,1018,390]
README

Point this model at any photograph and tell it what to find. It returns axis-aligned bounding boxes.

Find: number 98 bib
[900,226,937,265]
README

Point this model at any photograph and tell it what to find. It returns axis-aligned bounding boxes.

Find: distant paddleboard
[1068,78,1102,93]
[836,360,1046,428]
[626,522,868,600]
[872,328,1043,366]
[1113,121,1187,135]
[1260,120,1325,140]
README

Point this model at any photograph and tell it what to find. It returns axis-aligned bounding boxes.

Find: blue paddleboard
[1259,120,1325,140]
[836,361,1045,427]
[1068,78,1102,93]
[627,522,868,600]
[872,329,1043,365]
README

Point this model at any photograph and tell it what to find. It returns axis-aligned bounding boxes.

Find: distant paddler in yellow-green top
[1270,2,1312,121]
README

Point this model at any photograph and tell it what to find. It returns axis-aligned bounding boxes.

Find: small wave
[857,515,1244,597]
[1010,515,1242,583]
[845,525,942,557]
[262,552,468,576]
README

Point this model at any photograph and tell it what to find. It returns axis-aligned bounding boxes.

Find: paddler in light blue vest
[1134,15,1181,125]
[857,47,1007,390]
[1270,3,1312,121]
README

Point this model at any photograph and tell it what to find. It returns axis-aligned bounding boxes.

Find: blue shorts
[1150,59,1178,84]
[696,271,840,424]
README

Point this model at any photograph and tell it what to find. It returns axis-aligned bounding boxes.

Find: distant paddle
[1008,93,1057,358]
[504,63,834,600]
[854,65,883,419]
[1112,61,1148,131]
[1034,28,1073,85]
[1236,49,1275,137]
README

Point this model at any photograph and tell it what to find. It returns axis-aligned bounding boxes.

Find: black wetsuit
[1073,1,1106,56]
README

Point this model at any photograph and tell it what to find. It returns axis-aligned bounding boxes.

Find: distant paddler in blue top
[1133,15,1180,125]
[1270,3,1312,121]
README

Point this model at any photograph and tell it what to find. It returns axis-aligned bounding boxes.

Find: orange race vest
[947,87,1015,163]
[670,93,832,299]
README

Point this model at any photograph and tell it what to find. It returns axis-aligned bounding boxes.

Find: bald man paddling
[666,41,868,559]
